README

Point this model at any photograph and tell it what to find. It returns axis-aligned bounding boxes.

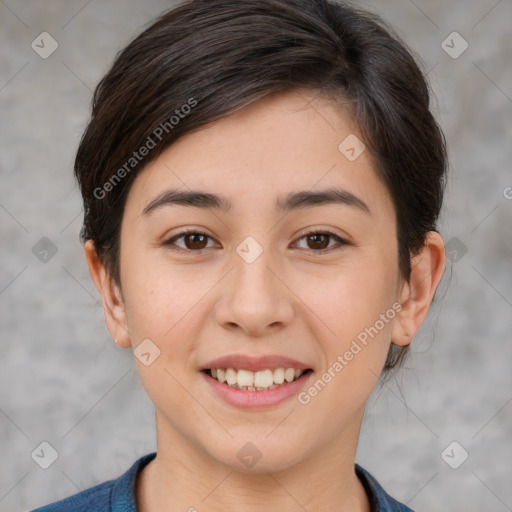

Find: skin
[85,89,446,512]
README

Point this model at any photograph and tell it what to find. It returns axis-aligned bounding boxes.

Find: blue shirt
[30,452,415,511]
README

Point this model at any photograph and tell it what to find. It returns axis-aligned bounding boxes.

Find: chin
[205,437,309,474]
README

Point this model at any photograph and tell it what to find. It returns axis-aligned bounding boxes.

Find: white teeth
[254,369,274,388]
[237,369,254,387]
[225,368,237,386]
[284,368,295,382]
[208,367,307,390]
[274,367,285,384]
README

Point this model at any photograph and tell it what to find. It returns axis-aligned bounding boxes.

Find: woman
[32,0,447,510]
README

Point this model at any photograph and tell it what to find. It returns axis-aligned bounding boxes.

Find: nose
[214,244,295,337]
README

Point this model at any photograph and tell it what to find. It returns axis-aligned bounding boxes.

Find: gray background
[1,1,511,511]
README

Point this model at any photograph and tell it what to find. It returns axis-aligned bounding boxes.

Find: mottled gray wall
[1,1,511,511]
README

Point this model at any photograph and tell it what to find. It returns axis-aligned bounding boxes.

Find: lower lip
[201,371,313,409]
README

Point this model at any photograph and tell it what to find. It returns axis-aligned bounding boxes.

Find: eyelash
[162,228,349,254]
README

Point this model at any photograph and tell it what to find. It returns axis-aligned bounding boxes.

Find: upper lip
[201,354,312,372]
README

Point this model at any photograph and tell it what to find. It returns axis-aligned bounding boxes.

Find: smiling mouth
[203,367,313,391]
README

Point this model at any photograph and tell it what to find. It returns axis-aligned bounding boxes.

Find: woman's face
[109,90,408,471]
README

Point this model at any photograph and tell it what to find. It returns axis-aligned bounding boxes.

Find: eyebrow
[142,187,371,216]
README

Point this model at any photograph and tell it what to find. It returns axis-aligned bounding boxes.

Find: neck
[137,412,370,512]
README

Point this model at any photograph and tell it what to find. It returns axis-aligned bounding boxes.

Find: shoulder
[30,452,157,512]
[355,464,416,512]
[29,479,115,512]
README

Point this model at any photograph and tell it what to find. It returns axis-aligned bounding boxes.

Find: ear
[84,240,132,348]
[391,231,446,346]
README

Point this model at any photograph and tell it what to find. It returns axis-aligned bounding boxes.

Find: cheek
[297,267,397,419]
[124,269,206,341]
[302,260,398,408]
[120,240,199,335]
[120,261,210,404]
[303,257,397,340]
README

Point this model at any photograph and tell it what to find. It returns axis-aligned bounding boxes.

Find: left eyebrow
[142,187,371,216]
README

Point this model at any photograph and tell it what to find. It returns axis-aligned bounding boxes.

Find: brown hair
[75,0,448,372]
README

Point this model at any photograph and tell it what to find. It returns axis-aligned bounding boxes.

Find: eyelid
[162,227,349,254]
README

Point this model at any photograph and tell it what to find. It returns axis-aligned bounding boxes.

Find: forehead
[123,89,395,224]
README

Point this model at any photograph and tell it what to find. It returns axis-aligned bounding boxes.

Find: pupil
[187,234,206,249]
[310,234,328,249]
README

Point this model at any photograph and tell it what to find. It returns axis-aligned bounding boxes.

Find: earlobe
[391,231,446,347]
[84,240,132,348]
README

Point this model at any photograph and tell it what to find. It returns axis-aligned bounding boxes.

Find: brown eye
[163,230,216,252]
[306,233,330,250]
[182,233,208,250]
[294,231,348,253]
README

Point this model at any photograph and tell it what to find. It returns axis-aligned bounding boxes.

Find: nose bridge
[216,234,293,335]
[234,234,279,308]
